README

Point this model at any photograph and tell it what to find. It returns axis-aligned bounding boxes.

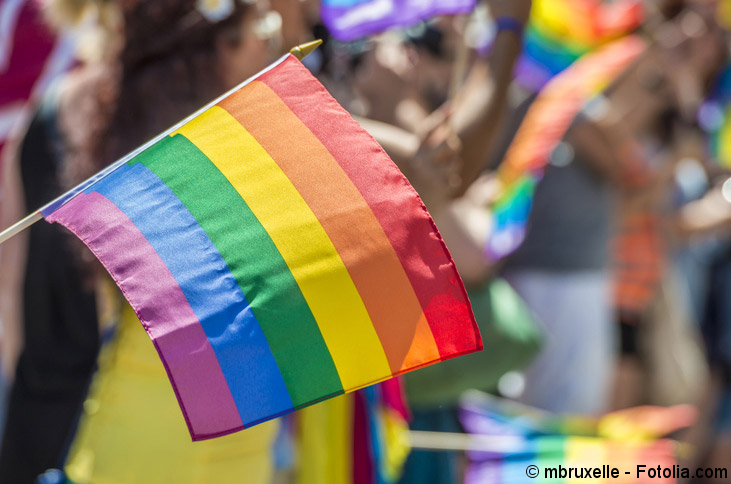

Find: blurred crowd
[1,0,731,483]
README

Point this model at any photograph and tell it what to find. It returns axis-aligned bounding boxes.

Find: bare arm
[417,0,530,204]
[450,23,524,194]
[566,116,628,185]
[675,184,731,240]
[355,115,460,211]
[0,126,28,382]
[354,115,420,164]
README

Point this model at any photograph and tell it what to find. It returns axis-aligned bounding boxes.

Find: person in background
[498,51,659,416]
[0,0,78,166]
[501,2,725,417]
[0,0,80,440]
[0,0,116,477]
[0,1,286,482]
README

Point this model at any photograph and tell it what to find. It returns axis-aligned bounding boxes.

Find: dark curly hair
[59,0,251,189]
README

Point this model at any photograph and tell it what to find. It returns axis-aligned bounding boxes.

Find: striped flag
[516,0,644,91]
[460,394,687,484]
[486,35,646,261]
[321,0,476,42]
[43,54,481,441]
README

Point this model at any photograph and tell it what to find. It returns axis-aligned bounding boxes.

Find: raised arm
[416,0,531,203]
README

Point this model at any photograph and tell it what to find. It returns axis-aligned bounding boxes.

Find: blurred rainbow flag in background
[321,0,476,42]
[487,36,645,261]
[42,54,481,441]
[517,0,643,91]
[297,379,411,484]
[460,392,690,484]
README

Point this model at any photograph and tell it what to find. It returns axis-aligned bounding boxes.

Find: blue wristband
[495,16,524,37]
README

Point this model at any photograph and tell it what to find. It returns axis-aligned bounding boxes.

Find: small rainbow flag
[487,35,646,261]
[42,54,481,441]
[295,379,410,484]
[321,0,476,42]
[460,394,686,484]
[465,436,677,484]
[517,0,643,91]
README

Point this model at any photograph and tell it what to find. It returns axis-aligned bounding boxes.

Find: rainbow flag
[517,0,643,91]
[42,54,481,441]
[487,36,645,261]
[355,380,411,484]
[296,379,410,484]
[460,394,685,484]
[321,0,476,42]
[464,436,677,484]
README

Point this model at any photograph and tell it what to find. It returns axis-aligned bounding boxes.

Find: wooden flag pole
[0,40,322,247]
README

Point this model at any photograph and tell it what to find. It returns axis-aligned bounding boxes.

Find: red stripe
[260,56,480,359]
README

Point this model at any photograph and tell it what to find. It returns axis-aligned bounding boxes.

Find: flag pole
[0,212,43,245]
[0,40,323,247]
[408,431,525,452]
[289,39,322,60]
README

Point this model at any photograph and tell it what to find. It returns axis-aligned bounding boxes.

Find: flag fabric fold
[43,54,481,441]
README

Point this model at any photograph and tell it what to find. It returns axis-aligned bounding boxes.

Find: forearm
[354,115,419,164]
[567,117,626,184]
[675,186,731,240]
[451,28,523,195]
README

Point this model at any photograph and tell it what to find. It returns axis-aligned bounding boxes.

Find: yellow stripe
[565,437,607,484]
[719,114,731,168]
[298,394,352,484]
[174,106,392,390]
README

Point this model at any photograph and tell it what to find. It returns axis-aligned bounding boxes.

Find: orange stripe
[219,81,441,373]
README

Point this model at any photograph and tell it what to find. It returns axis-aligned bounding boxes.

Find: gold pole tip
[290,39,323,60]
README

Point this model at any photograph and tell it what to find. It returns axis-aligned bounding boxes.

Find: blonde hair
[41,0,121,63]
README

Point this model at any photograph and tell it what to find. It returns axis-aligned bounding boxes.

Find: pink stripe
[47,191,243,439]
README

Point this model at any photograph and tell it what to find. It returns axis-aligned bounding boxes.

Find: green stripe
[538,436,567,484]
[130,134,344,405]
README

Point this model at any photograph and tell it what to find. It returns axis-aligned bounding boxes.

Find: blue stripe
[364,386,388,484]
[88,162,294,423]
[322,0,371,8]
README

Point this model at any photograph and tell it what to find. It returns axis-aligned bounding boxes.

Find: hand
[599,404,698,440]
[412,110,463,199]
[486,0,532,25]
[464,171,504,208]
